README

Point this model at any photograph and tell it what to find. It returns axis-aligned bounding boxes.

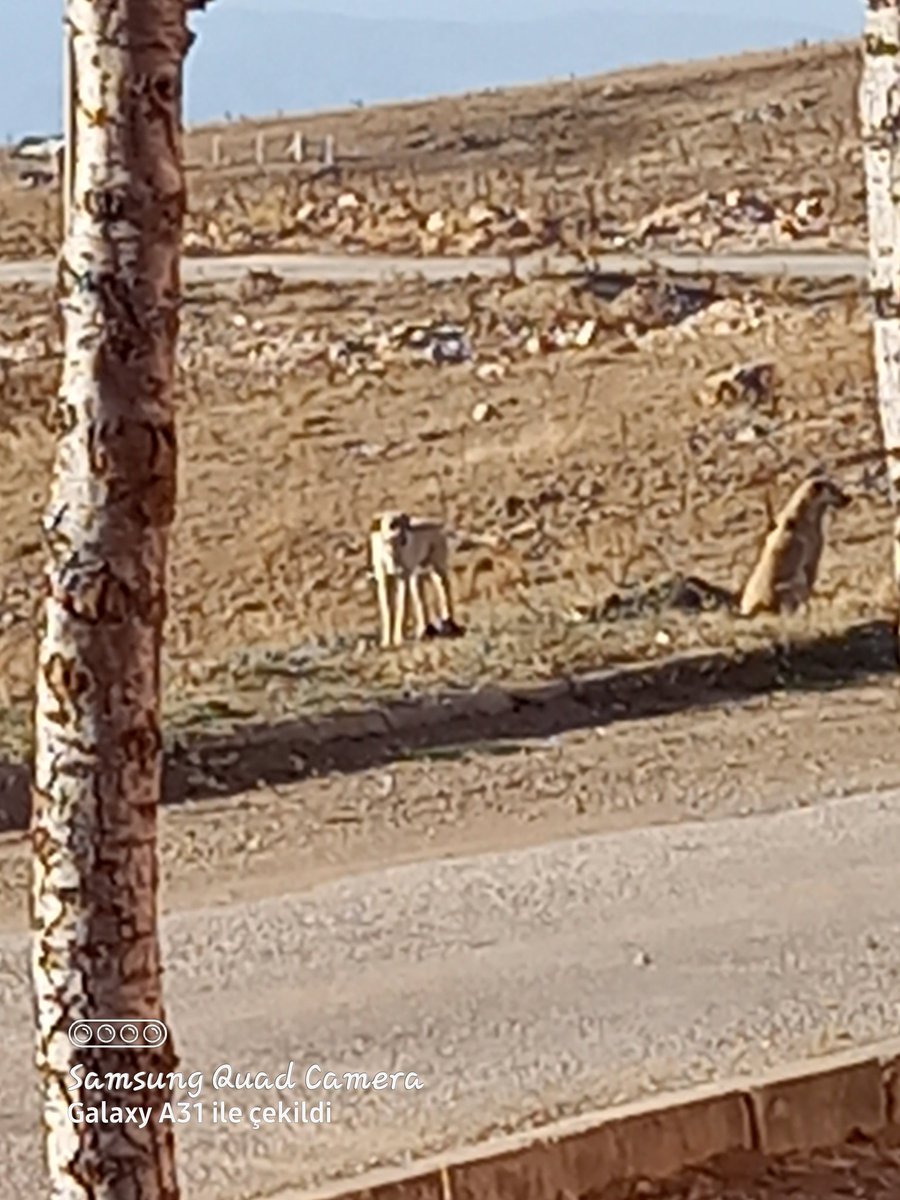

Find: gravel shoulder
[4,787,900,1198]
[3,672,900,933]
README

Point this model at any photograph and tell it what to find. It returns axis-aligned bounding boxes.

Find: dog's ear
[395,514,411,545]
[825,479,851,508]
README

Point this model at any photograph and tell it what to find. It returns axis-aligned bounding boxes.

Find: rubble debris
[780,193,829,240]
[569,575,737,626]
[475,361,507,383]
[733,96,817,124]
[171,137,837,262]
[627,186,832,252]
[700,361,776,410]
[607,278,715,331]
[5,270,778,397]
[471,401,498,423]
[235,267,284,304]
[635,296,765,350]
[404,322,472,364]
[575,270,637,303]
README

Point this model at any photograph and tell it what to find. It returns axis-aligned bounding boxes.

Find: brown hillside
[0,39,865,260]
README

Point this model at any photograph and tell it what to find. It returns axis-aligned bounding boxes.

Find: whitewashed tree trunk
[32,2,191,1195]
[861,1,900,617]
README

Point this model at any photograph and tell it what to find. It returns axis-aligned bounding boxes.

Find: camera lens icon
[67,1018,169,1049]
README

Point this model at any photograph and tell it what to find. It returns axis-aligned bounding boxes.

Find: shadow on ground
[1,619,896,834]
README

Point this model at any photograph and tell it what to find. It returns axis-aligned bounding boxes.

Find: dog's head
[801,472,851,514]
[373,511,411,557]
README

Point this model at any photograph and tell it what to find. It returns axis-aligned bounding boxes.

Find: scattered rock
[508,519,539,540]
[577,575,737,625]
[235,267,283,304]
[628,186,831,251]
[405,322,472,364]
[475,361,507,383]
[472,401,498,423]
[700,360,776,410]
[573,318,598,348]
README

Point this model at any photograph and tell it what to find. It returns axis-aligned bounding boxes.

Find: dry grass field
[0,39,866,261]
[2,246,900,920]
[0,257,896,820]
[2,36,900,917]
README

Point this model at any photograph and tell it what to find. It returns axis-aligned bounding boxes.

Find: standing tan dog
[369,511,465,647]
[739,473,850,617]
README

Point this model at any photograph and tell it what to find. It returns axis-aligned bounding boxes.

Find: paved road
[0,248,869,288]
[3,789,900,1200]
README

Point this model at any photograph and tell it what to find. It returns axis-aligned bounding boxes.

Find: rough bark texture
[861,1,900,604]
[31,2,189,1196]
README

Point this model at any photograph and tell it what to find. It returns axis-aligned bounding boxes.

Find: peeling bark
[32,2,190,1196]
[861,1,900,607]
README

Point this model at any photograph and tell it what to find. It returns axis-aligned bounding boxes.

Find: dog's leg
[775,610,794,669]
[376,572,394,649]
[409,573,431,639]
[799,595,816,642]
[392,575,408,646]
[433,568,464,637]
[774,592,799,665]
[432,568,454,623]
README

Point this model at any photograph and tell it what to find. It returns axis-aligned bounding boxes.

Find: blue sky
[237,0,856,20]
[1,1,863,139]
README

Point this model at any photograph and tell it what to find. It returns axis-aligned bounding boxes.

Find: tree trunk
[32,2,189,1195]
[861,1,900,624]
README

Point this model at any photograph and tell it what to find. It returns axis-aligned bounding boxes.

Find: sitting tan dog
[369,511,465,647]
[739,472,850,617]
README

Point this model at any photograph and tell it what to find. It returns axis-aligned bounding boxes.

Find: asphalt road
[0,247,869,288]
[2,790,900,1199]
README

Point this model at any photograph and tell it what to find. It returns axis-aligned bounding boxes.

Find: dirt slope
[0,40,865,260]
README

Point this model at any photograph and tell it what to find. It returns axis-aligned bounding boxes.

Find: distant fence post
[323,133,335,167]
[290,130,305,164]
[255,132,265,167]
[211,134,221,167]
